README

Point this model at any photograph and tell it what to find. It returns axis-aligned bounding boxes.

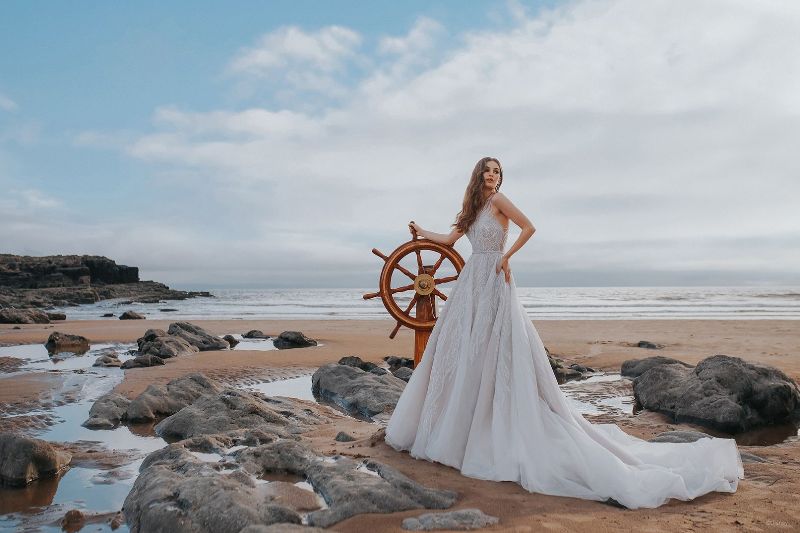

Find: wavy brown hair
[452,157,503,233]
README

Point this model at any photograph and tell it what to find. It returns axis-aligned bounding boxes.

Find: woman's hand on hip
[496,256,511,284]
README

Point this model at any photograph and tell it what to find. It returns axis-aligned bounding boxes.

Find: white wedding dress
[385,198,744,509]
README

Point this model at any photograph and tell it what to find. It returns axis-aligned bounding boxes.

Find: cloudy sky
[1,0,798,289]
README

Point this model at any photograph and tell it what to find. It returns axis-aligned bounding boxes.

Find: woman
[384,157,743,509]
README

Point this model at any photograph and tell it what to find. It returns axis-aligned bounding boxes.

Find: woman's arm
[409,222,463,246]
[492,192,536,283]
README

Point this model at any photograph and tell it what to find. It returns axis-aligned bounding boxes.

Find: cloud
[0,92,17,112]
[18,0,799,287]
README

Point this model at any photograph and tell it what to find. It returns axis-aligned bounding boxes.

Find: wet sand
[2,318,800,531]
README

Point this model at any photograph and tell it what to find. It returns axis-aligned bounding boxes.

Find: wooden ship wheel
[363,227,465,367]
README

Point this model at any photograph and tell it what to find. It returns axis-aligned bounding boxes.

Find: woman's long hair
[452,157,503,233]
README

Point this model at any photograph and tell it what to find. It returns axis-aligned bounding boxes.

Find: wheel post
[414,264,436,367]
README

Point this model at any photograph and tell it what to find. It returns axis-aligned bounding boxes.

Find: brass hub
[414,273,435,296]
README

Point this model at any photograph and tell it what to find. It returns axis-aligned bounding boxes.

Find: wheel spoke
[433,274,458,285]
[390,283,415,294]
[415,249,424,273]
[433,288,447,301]
[403,294,419,316]
[395,263,417,282]
[430,254,446,275]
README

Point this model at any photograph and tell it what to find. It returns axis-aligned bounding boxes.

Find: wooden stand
[414,265,436,367]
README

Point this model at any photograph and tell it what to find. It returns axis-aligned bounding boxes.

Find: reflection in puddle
[227,334,277,352]
[246,375,316,402]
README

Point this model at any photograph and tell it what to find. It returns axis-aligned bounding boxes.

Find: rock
[637,340,664,349]
[121,354,165,369]
[402,509,499,531]
[370,367,389,376]
[119,310,145,320]
[569,363,596,373]
[93,354,122,368]
[159,308,179,312]
[385,355,414,373]
[0,433,72,486]
[633,354,800,433]
[237,440,457,528]
[312,363,406,418]
[648,430,713,443]
[740,452,768,464]
[273,331,317,349]
[123,446,302,533]
[338,355,378,372]
[335,431,356,442]
[126,373,221,422]
[263,481,322,512]
[83,393,132,429]
[45,332,90,355]
[621,356,694,378]
[0,308,50,324]
[393,367,414,382]
[102,313,115,317]
[554,367,583,383]
[167,322,229,351]
[137,328,199,359]
[243,330,269,339]
[239,525,327,533]
[154,389,331,441]
[46,312,66,321]
[223,334,239,348]
[61,509,85,531]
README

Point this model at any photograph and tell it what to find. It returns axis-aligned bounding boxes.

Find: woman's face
[482,160,501,191]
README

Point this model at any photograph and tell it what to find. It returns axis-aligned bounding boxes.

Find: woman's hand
[496,255,511,284]
[409,221,423,237]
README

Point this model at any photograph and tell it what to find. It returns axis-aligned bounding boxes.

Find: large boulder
[45,332,90,355]
[0,433,72,486]
[127,373,221,422]
[83,393,132,429]
[123,446,301,533]
[167,322,229,351]
[121,354,165,369]
[272,331,317,350]
[312,363,406,418]
[633,354,800,433]
[0,308,50,324]
[621,356,694,378]
[137,328,199,359]
[154,389,330,441]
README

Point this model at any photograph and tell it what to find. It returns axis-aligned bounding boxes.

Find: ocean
[50,286,800,321]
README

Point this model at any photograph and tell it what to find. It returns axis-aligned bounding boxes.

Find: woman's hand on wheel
[496,256,511,284]
[409,221,422,236]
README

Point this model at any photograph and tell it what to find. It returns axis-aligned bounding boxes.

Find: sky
[1,0,799,289]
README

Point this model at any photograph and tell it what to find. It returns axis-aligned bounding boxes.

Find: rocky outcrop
[154,389,329,441]
[385,356,414,373]
[45,332,90,354]
[137,328,198,359]
[237,440,457,528]
[632,354,800,433]
[338,355,378,372]
[621,356,693,378]
[82,374,219,428]
[393,367,414,382]
[167,322,229,351]
[0,433,72,486]
[402,509,499,531]
[93,353,122,367]
[127,374,221,423]
[46,312,66,321]
[119,310,145,320]
[272,331,317,350]
[312,363,406,419]
[0,308,50,324]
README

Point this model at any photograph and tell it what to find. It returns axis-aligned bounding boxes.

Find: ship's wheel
[363,227,465,367]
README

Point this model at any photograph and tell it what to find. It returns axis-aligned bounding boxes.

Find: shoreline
[2,318,800,530]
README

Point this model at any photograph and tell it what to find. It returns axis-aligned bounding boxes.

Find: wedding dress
[384,197,743,509]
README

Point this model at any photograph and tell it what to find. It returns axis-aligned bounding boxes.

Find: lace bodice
[466,199,509,254]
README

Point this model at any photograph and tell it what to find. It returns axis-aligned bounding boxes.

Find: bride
[384,157,744,509]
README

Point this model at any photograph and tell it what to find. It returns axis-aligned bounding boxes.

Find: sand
[2,318,799,531]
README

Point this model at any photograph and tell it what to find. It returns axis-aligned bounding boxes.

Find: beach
[1,318,799,531]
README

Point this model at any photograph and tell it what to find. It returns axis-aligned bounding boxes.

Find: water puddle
[226,334,277,352]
